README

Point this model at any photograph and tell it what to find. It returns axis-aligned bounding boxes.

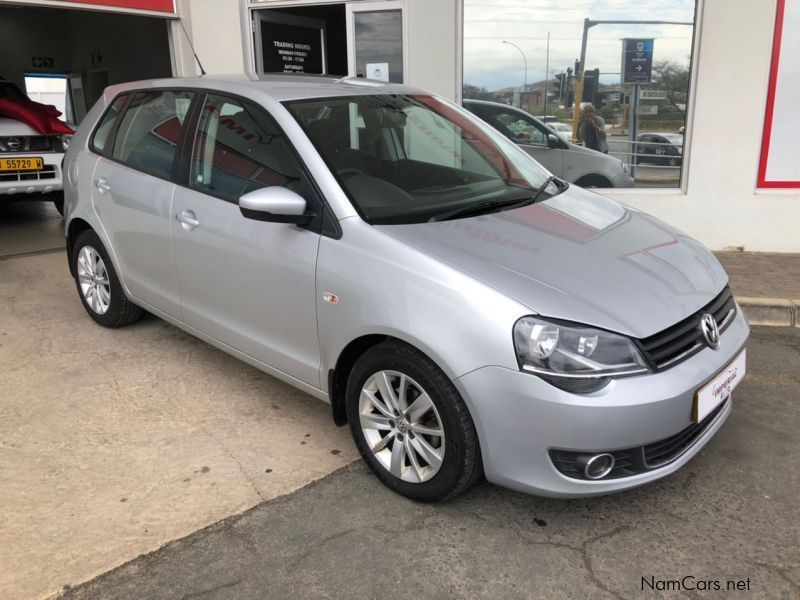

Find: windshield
[283,94,552,224]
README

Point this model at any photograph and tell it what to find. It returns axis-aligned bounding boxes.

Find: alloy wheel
[76,246,111,315]
[359,370,446,483]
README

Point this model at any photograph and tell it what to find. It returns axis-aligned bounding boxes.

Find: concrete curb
[737,296,797,327]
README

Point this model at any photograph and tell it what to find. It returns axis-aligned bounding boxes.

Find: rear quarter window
[90,94,129,156]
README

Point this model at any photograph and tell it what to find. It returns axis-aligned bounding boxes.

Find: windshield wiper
[430,176,562,222]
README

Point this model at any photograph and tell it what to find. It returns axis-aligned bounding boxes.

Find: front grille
[549,397,730,480]
[0,136,55,153]
[0,165,57,182]
[643,398,728,467]
[638,286,736,371]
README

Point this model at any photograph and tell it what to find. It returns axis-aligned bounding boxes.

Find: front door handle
[176,209,200,231]
[94,178,110,194]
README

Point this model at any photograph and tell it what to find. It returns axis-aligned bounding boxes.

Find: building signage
[258,14,325,75]
[58,0,175,12]
[638,104,658,115]
[621,38,654,84]
[639,89,667,100]
[759,0,800,187]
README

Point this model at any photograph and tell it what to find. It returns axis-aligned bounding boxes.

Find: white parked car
[464,99,633,188]
[547,121,574,139]
[0,79,71,214]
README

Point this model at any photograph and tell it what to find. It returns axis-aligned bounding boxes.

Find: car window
[190,94,303,203]
[483,106,548,146]
[112,90,194,180]
[285,94,551,225]
[91,94,129,156]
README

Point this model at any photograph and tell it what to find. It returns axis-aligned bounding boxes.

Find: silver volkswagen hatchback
[63,75,749,502]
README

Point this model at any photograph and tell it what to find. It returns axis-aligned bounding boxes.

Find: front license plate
[693,349,746,422]
[0,157,44,171]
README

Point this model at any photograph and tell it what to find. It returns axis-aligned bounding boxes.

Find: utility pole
[571,18,693,140]
[543,31,550,116]
[503,40,527,109]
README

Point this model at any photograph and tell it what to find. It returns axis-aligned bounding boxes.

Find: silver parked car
[63,75,748,501]
[464,99,633,188]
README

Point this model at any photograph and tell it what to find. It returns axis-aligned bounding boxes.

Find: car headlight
[60,134,73,152]
[513,316,650,393]
[621,161,630,174]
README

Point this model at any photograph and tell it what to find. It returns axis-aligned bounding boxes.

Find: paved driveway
[60,328,800,600]
[0,252,357,600]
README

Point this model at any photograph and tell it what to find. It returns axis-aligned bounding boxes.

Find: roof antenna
[179,20,206,76]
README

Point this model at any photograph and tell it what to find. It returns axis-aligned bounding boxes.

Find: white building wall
[604,0,797,252]
[174,0,245,77]
[177,0,459,99]
[405,0,459,99]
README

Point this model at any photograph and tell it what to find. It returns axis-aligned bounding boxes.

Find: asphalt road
[62,327,800,600]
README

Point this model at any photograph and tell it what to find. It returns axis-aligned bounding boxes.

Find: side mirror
[239,186,313,225]
[547,133,562,149]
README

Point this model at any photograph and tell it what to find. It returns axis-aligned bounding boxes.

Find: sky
[463,0,697,90]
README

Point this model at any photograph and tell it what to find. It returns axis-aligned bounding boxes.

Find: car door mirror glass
[239,186,312,225]
[547,134,561,149]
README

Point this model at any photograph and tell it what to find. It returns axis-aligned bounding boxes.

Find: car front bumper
[0,153,63,196]
[454,308,750,497]
[611,170,635,187]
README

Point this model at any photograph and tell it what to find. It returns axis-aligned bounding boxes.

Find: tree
[462,83,495,101]
[651,60,690,115]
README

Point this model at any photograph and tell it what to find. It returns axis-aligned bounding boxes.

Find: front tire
[346,341,482,502]
[72,230,142,328]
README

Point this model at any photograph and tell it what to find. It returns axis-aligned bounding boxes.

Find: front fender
[316,219,528,392]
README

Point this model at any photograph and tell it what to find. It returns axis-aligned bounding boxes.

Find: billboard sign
[59,0,175,12]
[758,0,800,187]
[621,39,654,84]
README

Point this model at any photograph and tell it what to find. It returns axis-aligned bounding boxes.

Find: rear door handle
[176,209,200,230]
[94,178,110,194]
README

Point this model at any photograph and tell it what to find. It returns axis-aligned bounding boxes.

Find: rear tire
[71,230,142,328]
[53,195,64,216]
[346,340,482,502]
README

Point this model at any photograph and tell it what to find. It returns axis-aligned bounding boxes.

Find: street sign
[639,89,667,100]
[638,104,658,115]
[621,38,654,84]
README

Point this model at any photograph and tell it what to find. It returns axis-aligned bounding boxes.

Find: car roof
[101,73,425,103]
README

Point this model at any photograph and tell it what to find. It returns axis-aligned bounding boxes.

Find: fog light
[583,453,615,480]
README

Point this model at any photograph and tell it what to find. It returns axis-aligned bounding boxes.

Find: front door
[171,93,322,386]
[473,103,565,177]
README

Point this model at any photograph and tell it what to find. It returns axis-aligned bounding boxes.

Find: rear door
[91,89,195,316]
[170,93,323,386]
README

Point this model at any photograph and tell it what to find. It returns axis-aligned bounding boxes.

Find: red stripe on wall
[757,0,786,187]
[58,0,175,13]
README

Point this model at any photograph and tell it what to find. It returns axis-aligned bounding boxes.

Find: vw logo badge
[700,313,720,349]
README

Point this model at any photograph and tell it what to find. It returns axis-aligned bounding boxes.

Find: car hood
[377,186,728,338]
[0,117,40,136]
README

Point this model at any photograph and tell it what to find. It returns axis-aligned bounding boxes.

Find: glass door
[346,1,405,83]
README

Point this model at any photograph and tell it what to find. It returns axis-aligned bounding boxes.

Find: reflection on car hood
[377,186,728,338]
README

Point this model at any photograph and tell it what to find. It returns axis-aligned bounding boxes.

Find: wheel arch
[66,218,94,276]
[574,174,613,188]
[327,333,457,427]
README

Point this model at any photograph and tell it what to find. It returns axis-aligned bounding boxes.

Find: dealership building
[0,0,796,251]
